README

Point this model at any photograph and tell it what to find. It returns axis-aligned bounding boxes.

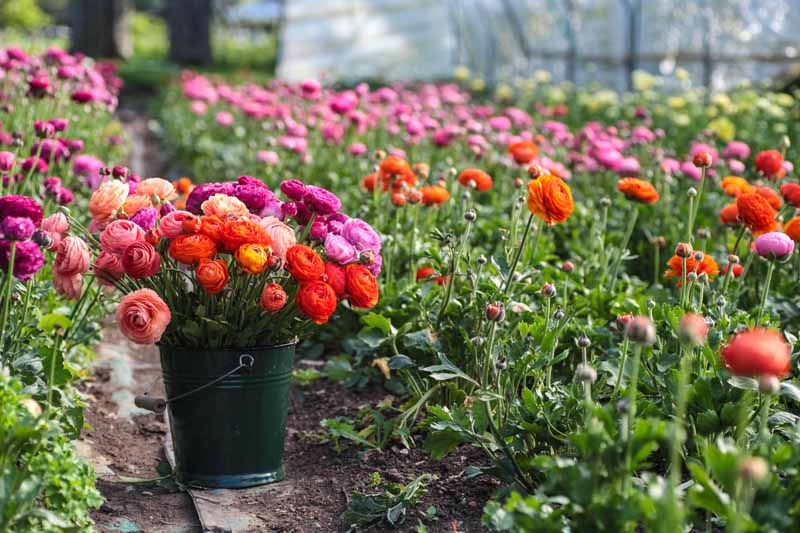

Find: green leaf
[423,429,462,460]
[38,313,71,334]
[388,354,416,370]
[421,353,479,386]
[779,381,800,402]
[362,312,395,336]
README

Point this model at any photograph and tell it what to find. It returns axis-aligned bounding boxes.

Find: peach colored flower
[53,236,90,276]
[123,194,154,216]
[260,216,296,260]
[116,288,171,344]
[89,179,128,222]
[201,194,249,219]
[136,178,178,201]
[41,212,69,235]
[159,210,195,239]
[100,219,145,256]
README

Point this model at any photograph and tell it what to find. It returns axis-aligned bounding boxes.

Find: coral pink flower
[53,272,83,300]
[722,328,791,377]
[136,178,178,201]
[94,251,125,286]
[53,236,90,277]
[159,211,195,239]
[89,179,128,224]
[116,288,171,344]
[260,216,296,260]
[201,193,249,219]
[100,220,145,256]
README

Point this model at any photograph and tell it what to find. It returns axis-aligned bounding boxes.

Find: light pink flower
[100,220,145,256]
[116,288,171,344]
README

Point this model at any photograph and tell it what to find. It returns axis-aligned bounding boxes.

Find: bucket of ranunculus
[81,175,381,488]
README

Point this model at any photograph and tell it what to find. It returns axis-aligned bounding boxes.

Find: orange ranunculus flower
[527,175,574,224]
[754,149,784,178]
[379,155,412,177]
[200,215,225,242]
[719,203,741,225]
[754,186,782,209]
[664,252,720,286]
[122,194,153,216]
[458,168,493,192]
[202,193,249,219]
[285,244,324,281]
[345,264,379,309]
[362,172,384,192]
[617,177,659,204]
[420,185,450,206]
[720,176,751,197]
[508,140,539,165]
[296,280,337,324]
[221,219,271,252]
[722,328,791,377]
[182,216,202,234]
[736,192,777,236]
[195,258,229,294]
[174,177,193,195]
[324,262,347,297]
[416,266,449,286]
[235,243,270,274]
[168,233,217,265]
[260,283,287,312]
[785,216,800,243]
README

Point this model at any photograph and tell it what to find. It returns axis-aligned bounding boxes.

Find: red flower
[780,182,800,208]
[721,328,791,377]
[345,264,379,309]
[296,281,337,324]
[260,283,287,312]
[324,262,347,297]
[754,149,784,178]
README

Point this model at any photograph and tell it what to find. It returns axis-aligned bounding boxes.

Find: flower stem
[0,241,17,361]
[623,344,643,494]
[607,207,639,291]
[436,219,473,326]
[612,338,630,400]
[500,213,535,298]
[756,260,775,326]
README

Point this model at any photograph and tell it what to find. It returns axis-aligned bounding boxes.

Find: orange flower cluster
[785,217,800,243]
[527,174,574,224]
[616,177,659,204]
[508,140,539,165]
[720,176,750,197]
[664,252,719,286]
[362,155,417,193]
[172,177,194,210]
[285,244,379,324]
[420,185,450,206]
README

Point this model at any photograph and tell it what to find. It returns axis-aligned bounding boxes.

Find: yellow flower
[632,70,657,91]
[453,66,470,81]
[235,244,269,274]
[708,117,736,142]
[534,70,552,83]
[667,96,686,109]
[470,78,486,91]
[675,68,690,81]
[495,83,513,101]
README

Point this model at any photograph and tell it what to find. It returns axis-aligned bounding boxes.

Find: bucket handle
[134,354,255,414]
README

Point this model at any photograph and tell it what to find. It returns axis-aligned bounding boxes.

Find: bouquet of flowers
[73,174,381,348]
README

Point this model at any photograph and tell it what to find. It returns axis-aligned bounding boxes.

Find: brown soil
[81,330,497,532]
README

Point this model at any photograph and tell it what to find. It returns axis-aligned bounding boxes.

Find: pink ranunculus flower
[116,288,171,344]
[754,232,795,259]
[215,111,234,127]
[0,151,15,172]
[121,241,161,279]
[324,233,358,265]
[100,219,145,256]
[94,251,125,286]
[53,272,83,300]
[348,142,367,156]
[41,212,69,235]
[136,178,178,201]
[159,210,194,239]
[53,236,90,277]
[260,216,296,260]
[257,150,280,165]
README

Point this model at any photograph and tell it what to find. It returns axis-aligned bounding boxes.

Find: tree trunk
[70,0,132,59]
[167,0,213,65]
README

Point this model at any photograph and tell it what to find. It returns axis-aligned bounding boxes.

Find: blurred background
[1,0,799,91]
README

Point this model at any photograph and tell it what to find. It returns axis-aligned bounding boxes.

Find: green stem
[501,213,535,298]
[623,344,643,494]
[607,207,639,291]
[755,261,775,326]
[436,220,473,326]
[0,241,17,361]
[612,338,630,399]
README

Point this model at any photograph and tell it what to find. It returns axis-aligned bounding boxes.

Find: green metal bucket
[158,341,296,489]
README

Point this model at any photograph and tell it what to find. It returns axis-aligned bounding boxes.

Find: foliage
[343,473,434,531]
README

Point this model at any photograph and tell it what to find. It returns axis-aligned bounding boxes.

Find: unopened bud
[561,260,574,273]
[600,197,612,207]
[359,250,375,265]
[575,363,597,383]
[758,374,780,395]
[407,190,422,204]
[513,177,524,189]
[553,308,565,321]
[692,151,713,168]
[477,255,487,265]
[577,334,591,348]
[541,283,556,298]
[728,254,739,264]
[625,316,656,345]
[687,187,697,198]
[697,228,711,239]
[527,164,546,179]
[391,193,406,207]
[738,457,768,485]
[486,302,505,322]
[679,313,708,346]
[464,209,477,222]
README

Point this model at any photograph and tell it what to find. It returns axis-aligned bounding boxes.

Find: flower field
[3,43,800,531]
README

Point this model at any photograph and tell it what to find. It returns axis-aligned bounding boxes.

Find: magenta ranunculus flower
[0,239,45,280]
[129,207,159,231]
[0,151,15,172]
[280,179,306,200]
[755,232,795,259]
[342,218,381,254]
[324,234,358,264]
[0,195,43,226]
[303,186,341,216]
[1,216,36,240]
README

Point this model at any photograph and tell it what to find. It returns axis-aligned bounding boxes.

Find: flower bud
[31,230,53,248]
[486,302,505,322]
[679,313,708,346]
[577,334,591,348]
[687,272,698,282]
[716,295,726,308]
[391,193,406,207]
[527,164,546,179]
[697,228,711,240]
[561,260,574,273]
[687,187,697,198]
[692,151,713,168]
[477,255,487,265]
[758,374,780,395]
[407,189,422,204]
[599,197,612,207]
[470,336,485,345]
[728,254,739,264]
[646,299,656,310]
[625,315,656,345]
[575,363,597,383]
[374,149,387,161]
[513,177,524,189]
[145,228,162,246]
[464,209,477,222]
[616,398,630,413]
[675,242,693,258]
[541,283,556,298]
[616,314,633,330]
[112,165,129,179]
[781,135,791,150]
[553,308,565,321]
[359,250,375,266]
[495,359,508,370]
[737,457,768,485]
[461,191,471,202]
[693,251,704,261]
[413,162,429,178]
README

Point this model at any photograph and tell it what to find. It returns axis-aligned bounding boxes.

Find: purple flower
[326,212,350,235]
[755,232,795,259]
[281,201,299,219]
[72,154,104,176]
[43,176,62,193]
[0,151,15,172]
[723,141,750,160]
[185,182,236,214]
[342,218,381,254]
[126,174,141,194]
[55,187,74,205]
[129,207,159,231]
[0,239,45,280]
[0,195,43,226]
[324,234,358,264]
[280,179,306,200]
[234,183,273,213]
[160,203,176,217]
[303,186,341,215]
[309,219,328,241]
[293,201,313,224]
[1,217,35,240]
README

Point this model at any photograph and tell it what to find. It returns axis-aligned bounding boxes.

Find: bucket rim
[157,337,299,353]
